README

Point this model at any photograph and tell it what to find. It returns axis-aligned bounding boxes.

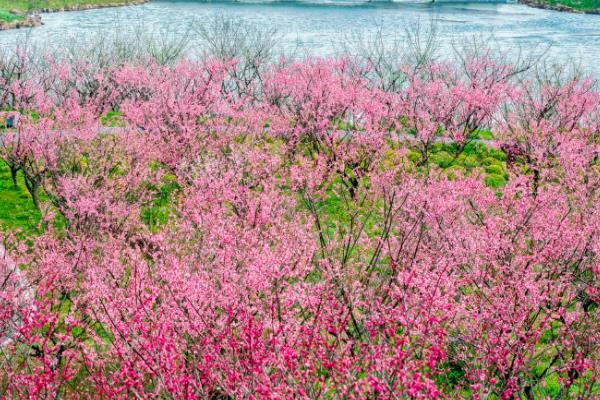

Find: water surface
[1,0,599,73]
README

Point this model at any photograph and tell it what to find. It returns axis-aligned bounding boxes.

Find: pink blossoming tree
[0,51,598,399]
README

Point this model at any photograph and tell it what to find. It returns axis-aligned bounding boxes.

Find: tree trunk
[532,168,540,198]
[23,175,40,210]
[30,184,40,210]
[9,164,18,187]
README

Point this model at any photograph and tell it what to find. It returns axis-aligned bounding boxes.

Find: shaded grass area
[0,159,42,238]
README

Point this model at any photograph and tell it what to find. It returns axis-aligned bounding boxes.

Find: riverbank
[20,0,150,13]
[0,13,42,31]
[520,0,600,14]
[0,0,149,31]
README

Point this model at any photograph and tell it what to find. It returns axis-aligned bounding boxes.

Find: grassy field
[0,160,42,237]
[0,134,508,238]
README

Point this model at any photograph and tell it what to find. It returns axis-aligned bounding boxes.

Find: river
[0,0,599,73]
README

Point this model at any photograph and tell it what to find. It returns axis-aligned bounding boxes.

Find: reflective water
[1,0,599,73]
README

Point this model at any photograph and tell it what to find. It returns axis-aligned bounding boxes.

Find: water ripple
[0,0,597,74]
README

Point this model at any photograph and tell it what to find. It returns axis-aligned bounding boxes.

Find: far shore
[519,0,600,14]
[0,0,598,33]
[0,0,150,31]
[33,0,150,14]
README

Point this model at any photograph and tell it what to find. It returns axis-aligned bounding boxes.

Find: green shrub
[488,147,507,162]
[433,151,454,168]
[457,154,479,168]
[485,164,506,177]
[446,165,466,180]
[484,174,507,188]
[407,150,421,164]
[471,130,494,140]
[430,143,444,154]
[101,110,124,127]
[482,156,501,167]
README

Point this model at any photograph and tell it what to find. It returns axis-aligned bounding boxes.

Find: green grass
[535,0,600,11]
[100,110,125,127]
[414,141,509,187]
[140,171,180,233]
[0,10,25,23]
[1,1,142,25]
[0,135,513,240]
[0,1,142,13]
[0,160,42,237]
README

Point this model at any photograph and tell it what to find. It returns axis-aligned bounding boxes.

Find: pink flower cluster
[0,53,598,398]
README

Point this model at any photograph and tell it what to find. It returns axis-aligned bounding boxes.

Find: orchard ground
[0,24,598,400]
